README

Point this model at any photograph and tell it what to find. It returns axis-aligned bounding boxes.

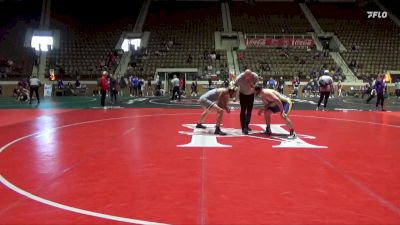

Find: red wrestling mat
[1,109,400,225]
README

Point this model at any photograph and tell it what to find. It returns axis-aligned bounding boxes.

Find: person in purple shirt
[374,74,386,111]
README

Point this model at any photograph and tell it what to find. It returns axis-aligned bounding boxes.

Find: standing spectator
[362,83,372,99]
[109,74,118,104]
[277,76,285,94]
[137,78,142,96]
[316,72,334,111]
[57,79,64,89]
[171,75,181,101]
[128,75,133,97]
[395,79,400,99]
[291,76,300,97]
[140,78,145,96]
[131,75,139,96]
[312,78,319,97]
[267,77,277,90]
[29,75,41,104]
[147,77,153,96]
[119,76,127,96]
[155,79,162,96]
[179,77,186,96]
[191,80,198,97]
[374,74,386,111]
[366,78,377,103]
[337,80,343,97]
[99,72,109,108]
[234,69,259,134]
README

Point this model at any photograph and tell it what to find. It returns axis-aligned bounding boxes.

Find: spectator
[395,79,400,99]
[75,78,81,88]
[57,79,64,89]
[131,75,139,97]
[109,74,118,104]
[267,77,277,90]
[191,80,198,97]
[278,76,285,94]
[119,76,127,96]
[179,77,186,96]
[186,54,193,64]
[99,72,109,108]
[291,76,300,97]
[374,74,386,111]
[146,77,153,96]
[140,78,145,96]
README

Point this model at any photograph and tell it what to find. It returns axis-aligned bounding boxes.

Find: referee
[235,69,259,134]
[170,75,181,101]
[29,75,42,104]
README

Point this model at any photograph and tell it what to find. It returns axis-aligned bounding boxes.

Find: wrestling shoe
[196,123,207,129]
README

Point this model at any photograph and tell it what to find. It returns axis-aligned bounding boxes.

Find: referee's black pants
[29,86,40,103]
[171,86,181,101]
[317,91,330,108]
[239,92,254,129]
[376,92,384,108]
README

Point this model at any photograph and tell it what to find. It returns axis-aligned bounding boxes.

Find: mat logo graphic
[367,11,387,19]
[178,124,327,149]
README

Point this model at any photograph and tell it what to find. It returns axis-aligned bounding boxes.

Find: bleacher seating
[237,47,337,81]
[230,2,312,34]
[137,1,227,79]
[46,1,143,80]
[310,2,400,80]
[0,0,41,80]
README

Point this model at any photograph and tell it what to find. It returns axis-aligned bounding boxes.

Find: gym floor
[0,95,400,225]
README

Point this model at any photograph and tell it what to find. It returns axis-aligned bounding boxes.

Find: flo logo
[178,124,327,149]
[367,11,387,19]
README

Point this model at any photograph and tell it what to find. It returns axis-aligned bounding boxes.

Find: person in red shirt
[179,78,186,96]
[99,71,109,108]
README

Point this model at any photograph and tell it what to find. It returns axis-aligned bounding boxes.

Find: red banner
[246,38,314,48]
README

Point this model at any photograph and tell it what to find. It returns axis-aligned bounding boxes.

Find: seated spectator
[313,51,320,60]
[216,53,221,61]
[238,52,245,60]
[64,82,76,96]
[210,51,216,61]
[186,55,193,64]
[75,79,81,88]
[280,50,289,58]
[351,43,359,51]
